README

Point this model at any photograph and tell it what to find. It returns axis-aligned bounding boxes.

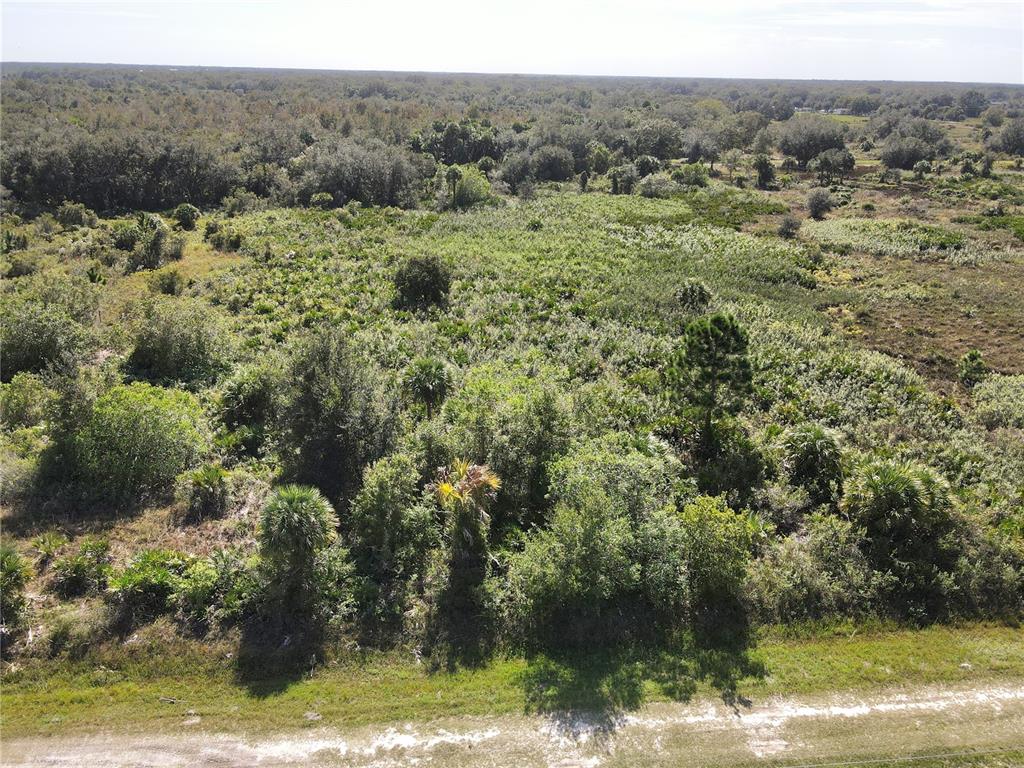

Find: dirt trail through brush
[4,682,1023,767]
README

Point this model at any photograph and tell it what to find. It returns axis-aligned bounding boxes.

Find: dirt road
[4,682,1023,767]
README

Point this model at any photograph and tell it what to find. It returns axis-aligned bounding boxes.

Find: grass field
[3,623,1022,738]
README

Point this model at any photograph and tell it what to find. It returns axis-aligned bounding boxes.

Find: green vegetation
[2,66,1023,737]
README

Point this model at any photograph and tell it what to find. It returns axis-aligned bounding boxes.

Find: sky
[2,0,1022,84]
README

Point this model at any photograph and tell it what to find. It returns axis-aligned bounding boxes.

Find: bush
[444,365,571,524]
[957,349,988,387]
[73,383,210,504]
[752,154,775,189]
[393,254,452,310]
[747,512,877,623]
[51,537,111,597]
[1,545,31,634]
[55,201,98,229]
[258,485,352,629]
[781,423,843,505]
[674,279,712,315]
[671,163,709,188]
[777,215,802,239]
[637,174,676,199]
[777,116,846,167]
[350,453,437,627]
[309,192,334,209]
[634,155,662,178]
[146,267,186,296]
[505,486,637,647]
[172,548,252,627]
[880,137,932,170]
[177,462,231,520]
[609,164,639,195]
[973,375,1024,429]
[1,372,53,429]
[449,165,493,210]
[403,356,451,417]
[128,298,232,384]
[0,301,91,381]
[281,328,397,503]
[220,361,283,455]
[107,550,193,625]
[530,145,575,182]
[841,458,959,618]
[807,188,833,219]
[171,203,200,230]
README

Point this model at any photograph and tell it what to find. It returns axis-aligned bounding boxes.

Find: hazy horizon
[2,1,1022,85]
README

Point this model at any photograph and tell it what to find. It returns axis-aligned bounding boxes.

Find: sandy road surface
[4,682,1023,767]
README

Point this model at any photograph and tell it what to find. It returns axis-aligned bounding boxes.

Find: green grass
[3,623,1021,738]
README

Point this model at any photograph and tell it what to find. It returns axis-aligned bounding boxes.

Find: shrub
[671,163,709,188]
[1,372,53,428]
[177,462,231,520]
[841,458,959,618]
[637,174,676,199]
[777,116,846,167]
[675,495,753,631]
[747,512,877,623]
[258,485,352,628]
[172,548,251,627]
[171,203,200,230]
[505,486,636,647]
[403,356,451,417]
[444,365,571,524]
[777,215,802,239]
[31,531,68,569]
[126,213,172,272]
[609,164,639,195]
[220,361,283,454]
[1,545,31,633]
[973,375,1024,429]
[807,188,833,219]
[309,192,334,209]
[450,165,493,210]
[281,328,397,503]
[51,537,111,597]
[781,423,843,505]
[530,145,575,182]
[674,279,712,315]
[107,550,193,625]
[634,155,662,178]
[752,154,775,189]
[350,453,437,627]
[55,201,98,229]
[128,298,232,384]
[73,383,210,503]
[146,267,186,296]
[0,301,91,381]
[393,254,452,310]
[957,349,988,387]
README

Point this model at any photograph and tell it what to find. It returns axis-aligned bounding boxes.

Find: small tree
[403,356,451,417]
[259,485,346,628]
[782,423,843,505]
[393,254,452,310]
[752,154,775,189]
[172,203,200,230]
[281,328,397,503]
[666,313,752,439]
[777,215,802,239]
[958,349,989,387]
[73,383,209,504]
[807,188,833,220]
[530,145,575,182]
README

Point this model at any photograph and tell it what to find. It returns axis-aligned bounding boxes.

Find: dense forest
[2,65,1023,679]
